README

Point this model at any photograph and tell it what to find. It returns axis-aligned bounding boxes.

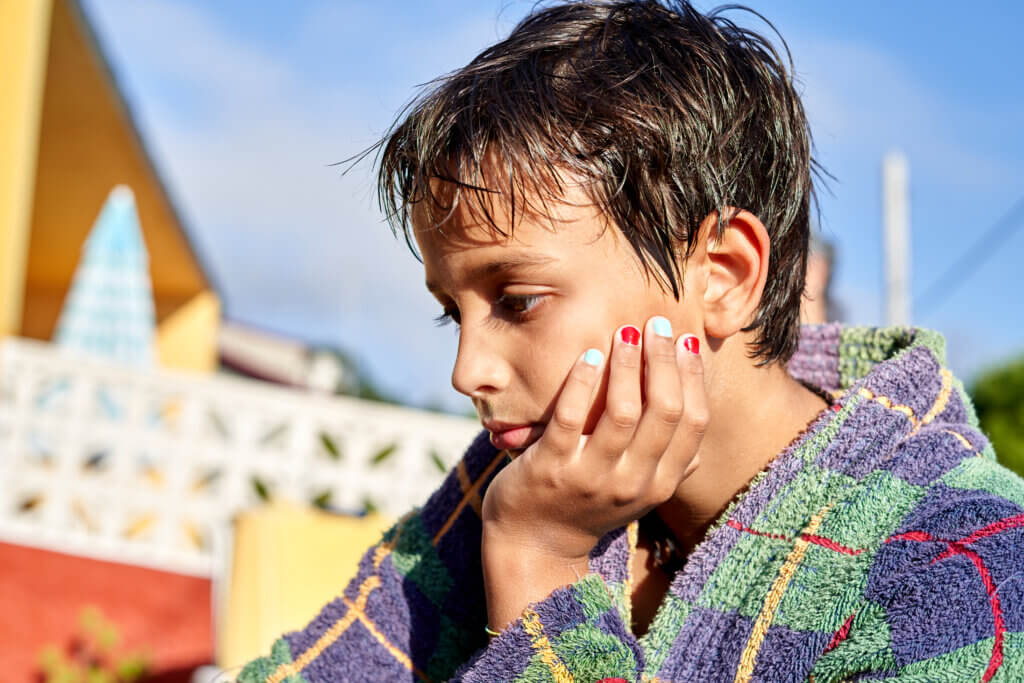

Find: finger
[589,325,644,458]
[654,333,708,486]
[624,316,684,475]
[538,348,606,456]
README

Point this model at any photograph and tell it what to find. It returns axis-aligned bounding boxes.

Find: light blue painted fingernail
[652,316,673,338]
[583,349,604,366]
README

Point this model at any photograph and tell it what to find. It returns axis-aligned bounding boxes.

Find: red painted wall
[0,542,213,681]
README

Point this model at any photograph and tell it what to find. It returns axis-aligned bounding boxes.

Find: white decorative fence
[0,337,479,577]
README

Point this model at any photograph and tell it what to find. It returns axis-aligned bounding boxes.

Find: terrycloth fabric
[239,325,1024,682]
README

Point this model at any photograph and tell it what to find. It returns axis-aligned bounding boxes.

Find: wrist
[481,522,593,630]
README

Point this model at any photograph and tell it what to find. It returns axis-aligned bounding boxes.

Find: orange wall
[21,0,210,341]
[0,542,213,681]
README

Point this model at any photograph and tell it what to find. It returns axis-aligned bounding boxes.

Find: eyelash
[433,294,544,328]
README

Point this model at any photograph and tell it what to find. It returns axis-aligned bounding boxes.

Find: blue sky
[81,0,1024,412]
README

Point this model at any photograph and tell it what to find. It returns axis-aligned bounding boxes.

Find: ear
[698,208,770,339]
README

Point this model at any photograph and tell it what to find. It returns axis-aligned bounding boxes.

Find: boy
[241,2,1024,681]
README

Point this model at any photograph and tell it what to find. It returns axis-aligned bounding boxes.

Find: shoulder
[368,429,508,620]
[237,431,507,683]
[415,430,508,551]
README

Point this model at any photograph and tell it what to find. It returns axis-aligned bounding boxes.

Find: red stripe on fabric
[824,612,856,653]
[887,513,1024,550]
[800,533,865,556]
[957,513,1024,546]
[957,545,1005,682]
[727,520,866,556]
[890,520,1017,681]
[885,530,936,543]
[726,519,790,542]
[929,545,958,564]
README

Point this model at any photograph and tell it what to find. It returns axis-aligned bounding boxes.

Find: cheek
[525,309,610,421]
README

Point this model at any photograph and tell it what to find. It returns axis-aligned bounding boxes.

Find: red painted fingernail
[620,326,640,346]
[683,335,699,354]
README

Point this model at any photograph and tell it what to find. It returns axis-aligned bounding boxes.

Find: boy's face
[416,182,703,453]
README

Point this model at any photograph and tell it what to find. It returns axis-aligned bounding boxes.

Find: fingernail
[651,316,672,338]
[583,348,604,366]
[680,335,700,354]
[620,326,641,346]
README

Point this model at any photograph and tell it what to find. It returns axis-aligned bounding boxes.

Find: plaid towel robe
[241,325,1024,682]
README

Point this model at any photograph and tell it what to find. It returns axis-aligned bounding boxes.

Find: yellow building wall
[0,0,53,337]
[218,503,392,670]
[156,290,221,372]
[15,0,221,372]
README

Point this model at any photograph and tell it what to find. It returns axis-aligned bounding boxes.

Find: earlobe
[700,208,770,339]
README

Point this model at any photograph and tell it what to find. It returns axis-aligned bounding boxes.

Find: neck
[657,341,828,555]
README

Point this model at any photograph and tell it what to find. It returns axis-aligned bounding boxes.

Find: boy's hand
[480,316,707,630]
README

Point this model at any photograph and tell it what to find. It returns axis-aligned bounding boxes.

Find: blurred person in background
[801,233,843,325]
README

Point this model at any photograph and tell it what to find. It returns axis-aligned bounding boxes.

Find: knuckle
[651,482,676,503]
[683,354,705,376]
[610,489,637,508]
[650,345,678,364]
[611,478,645,506]
[567,367,595,388]
[553,408,583,432]
[607,403,641,429]
[614,348,641,369]
[685,406,710,432]
[575,480,601,501]
[651,398,684,425]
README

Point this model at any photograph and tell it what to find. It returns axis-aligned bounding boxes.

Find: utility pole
[883,151,910,326]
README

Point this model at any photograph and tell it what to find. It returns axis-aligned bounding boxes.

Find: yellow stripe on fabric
[733,505,831,683]
[857,387,916,424]
[856,367,953,436]
[373,511,413,569]
[456,459,483,517]
[431,450,507,546]
[342,594,431,681]
[944,428,974,452]
[911,368,952,435]
[270,514,427,681]
[267,575,381,683]
[522,607,574,683]
[624,520,639,629]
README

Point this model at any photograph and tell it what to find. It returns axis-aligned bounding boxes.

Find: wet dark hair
[375,0,823,365]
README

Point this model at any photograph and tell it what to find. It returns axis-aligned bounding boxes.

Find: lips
[484,421,544,451]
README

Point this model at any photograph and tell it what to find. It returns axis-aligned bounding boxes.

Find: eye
[495,293,543,318]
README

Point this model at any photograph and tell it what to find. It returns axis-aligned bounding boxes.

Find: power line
[915,192,1024,317]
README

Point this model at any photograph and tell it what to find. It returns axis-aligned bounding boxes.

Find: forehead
[413,182,619,291]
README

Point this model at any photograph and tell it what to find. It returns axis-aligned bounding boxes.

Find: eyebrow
[425,253,558,294]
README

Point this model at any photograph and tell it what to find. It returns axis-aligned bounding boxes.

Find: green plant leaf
[319,432,341,460]
[370,442,398,466]
[429,449,447,474]
[251,476,272,502]
[311,490,332,510]
[116,653,149,682]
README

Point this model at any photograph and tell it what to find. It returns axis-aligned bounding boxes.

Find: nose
[450,324,510,398]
